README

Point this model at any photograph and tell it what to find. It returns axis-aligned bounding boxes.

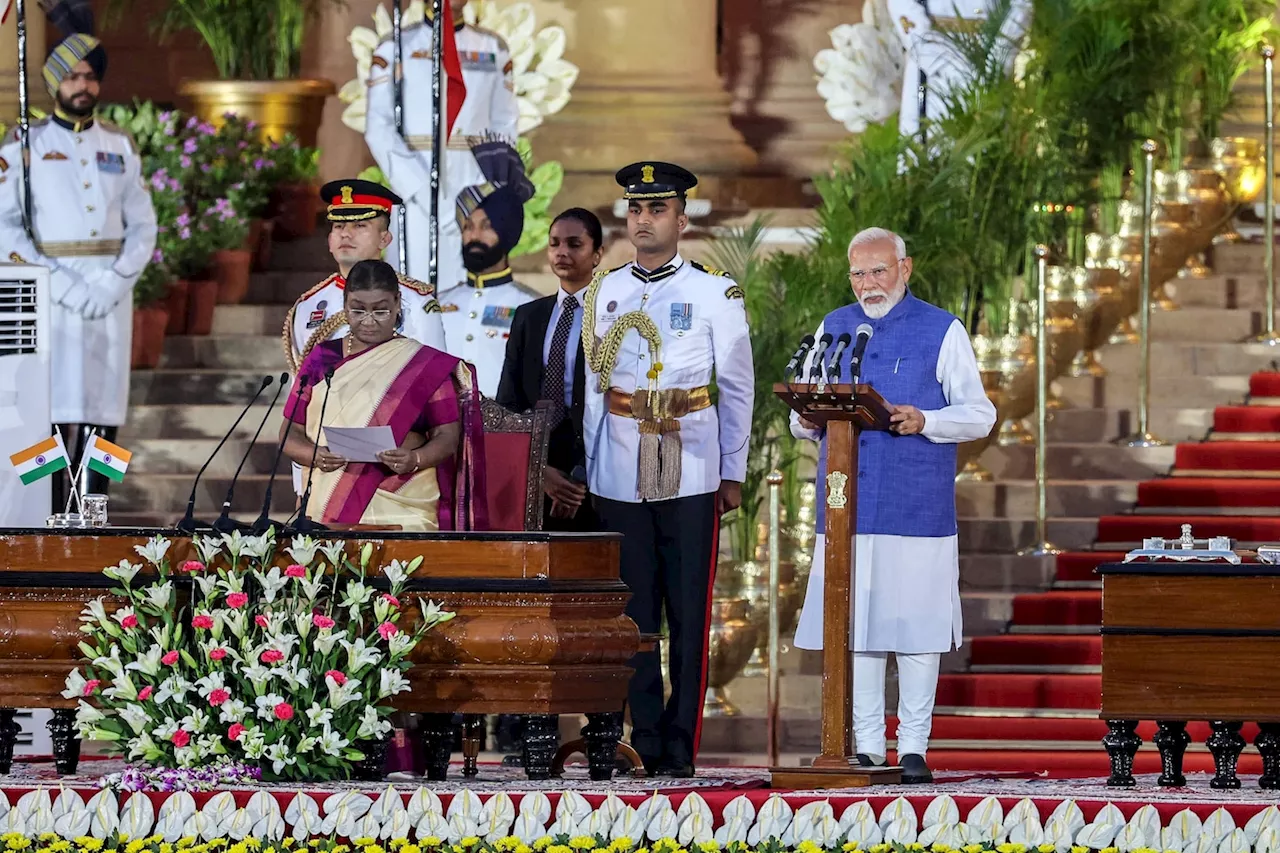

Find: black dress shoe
[654,759,695,778]
[899,753,933,784]
[856,753,887,768]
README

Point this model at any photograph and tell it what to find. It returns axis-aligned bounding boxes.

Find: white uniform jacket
[582,255,753,503]
[0,116,157,425]
[364,22,520,290]
[436,268,538,398]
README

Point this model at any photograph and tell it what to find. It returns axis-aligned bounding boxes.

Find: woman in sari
[280,259,487,531]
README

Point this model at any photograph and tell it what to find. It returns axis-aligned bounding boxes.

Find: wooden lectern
[771,381,904,788]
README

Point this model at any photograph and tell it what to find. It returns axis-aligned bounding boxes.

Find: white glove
[50,266,83,306]
[79,268,131,320]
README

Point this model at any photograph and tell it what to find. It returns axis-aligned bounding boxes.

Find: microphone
[826,333,852,385]
[784,335,815,383]
[292,368,336,533]
[175,375,273,534]
[251,374,308,535]
[807,333,833,384]
[849,323,875,384]
[213,373,289,534]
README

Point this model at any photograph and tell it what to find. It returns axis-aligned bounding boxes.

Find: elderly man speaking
[790,227,996,784]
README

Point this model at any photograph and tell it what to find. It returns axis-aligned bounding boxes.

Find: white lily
[180,708,210,734]
[378,667,411,698]
[62,669,89,700]
[126,644,164,677]
[74,700,105,732]
[104,559,142,585]
[298,575,326,601]
[388,632,417,658]
[327,678,365,710]
[223,609,247,639]
[315,628,346,654]
[357,704,392,740]
[254,566,289,603]
[81,597,109,627]
[151,719,180,741]
[92,647,126,680]
[341,579,375,608]
[154,675,191,705]
[127,732,158,761]
[193,573,220,602]
[142,580,175,611]
[255,693,287,722]
[342,637,383,670]
[318,540,347,567]
[102,673,139,702]
[219,699,249,724]
[285,535,320,567]
[242,732,267,759]
[306,704,334,729]
[419,597,455,627]
[134,535,172,567]
[265,742,296,775]
[194,671,227,694]
[193,534,223,566]
[382,559,410,587]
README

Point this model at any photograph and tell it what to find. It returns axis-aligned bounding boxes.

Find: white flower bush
[814,0,905,133]
[339,0,580,135]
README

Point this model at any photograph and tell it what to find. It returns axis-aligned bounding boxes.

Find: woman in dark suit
[496,208,604,530]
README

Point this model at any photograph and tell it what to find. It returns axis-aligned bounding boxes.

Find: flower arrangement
[67,532,455,782]
[0,791,1274,853]
[813,0,904,133]
[338,0,579,135]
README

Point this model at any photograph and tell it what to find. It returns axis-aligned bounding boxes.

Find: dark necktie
[542,294,578,423]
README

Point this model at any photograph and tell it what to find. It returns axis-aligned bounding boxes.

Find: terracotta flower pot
[250,218,275,272]
[213,248,253,305]
[131,304,170,369]
[163,279,189,336]
[270,182,320,241]
[185,278,219,336]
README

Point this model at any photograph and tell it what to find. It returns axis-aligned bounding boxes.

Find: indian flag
[9,435,70,485]
[86,435,132,483]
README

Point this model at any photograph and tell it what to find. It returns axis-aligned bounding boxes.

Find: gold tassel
[638,419,662,500]
[658,419,682,499]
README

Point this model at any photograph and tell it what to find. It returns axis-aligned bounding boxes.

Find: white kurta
[582,255,754,502]
[0,117,157,425]
[437,271,539,398]
[792,317,995,653]
[364,22,519,291]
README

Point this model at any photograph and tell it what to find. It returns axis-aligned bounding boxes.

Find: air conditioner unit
[0,264,51,527]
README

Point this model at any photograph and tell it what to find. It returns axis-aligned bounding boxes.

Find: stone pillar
[531,0,758,211]
[301,0,381,183]
[720,0,858,182]
[0,8,47,122]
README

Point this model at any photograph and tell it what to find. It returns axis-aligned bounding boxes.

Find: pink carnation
[273,702,294,721]
[260,649,284,664]
[377,621,399,640]
[120,614,139,629]
[192,614,214,630]
[285,564,307,578]
[227,723,246,741]
[209,647,227,661]
[226,592,248,609]
[312,613,335,630]
[161,650,179,666]
[172,730,190,748]
[138,686,153,701]
[208,688,230,707]
[181,560,205,574]
[325,670,347,686]
[82,679,101,696]
[381,594,400,608]
[254,615,270,628]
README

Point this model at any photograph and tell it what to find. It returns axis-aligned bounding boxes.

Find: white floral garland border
[0,787,1278,853]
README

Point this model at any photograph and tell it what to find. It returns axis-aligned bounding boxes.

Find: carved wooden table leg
[1208,720,1246,790]
[521,715,558,780]
[582,712,622,782]
[420,713,455,781]
[1153,720,1189,787]
[461,714,485,778]
[1257,723,1280,790]
[1103,720,1142,787]
[48,709,81,776]
[0,710,18,775]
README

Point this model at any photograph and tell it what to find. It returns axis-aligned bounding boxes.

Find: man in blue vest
[790,227,996,783]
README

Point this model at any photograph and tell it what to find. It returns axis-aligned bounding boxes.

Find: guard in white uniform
[443,138,539,397]
[889,0,1031,139]
[583,162,753,777]
[363,0,519,291]
[0,27,156,507]
[790,227,995,783]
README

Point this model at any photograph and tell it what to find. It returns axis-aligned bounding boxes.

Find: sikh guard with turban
[0,2,157,507]
[438,137,539,398]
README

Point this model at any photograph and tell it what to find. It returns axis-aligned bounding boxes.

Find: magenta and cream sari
[283,337,488,531]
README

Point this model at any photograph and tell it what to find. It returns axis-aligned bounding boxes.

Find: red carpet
[1012,591,1101,625]
[1213,405,1280,432]
[1250,372,1280,396]
[937,673,1101,709]
[1137,477,1280,507]
[1174,440,1280,470]
[1096,513,1280,543]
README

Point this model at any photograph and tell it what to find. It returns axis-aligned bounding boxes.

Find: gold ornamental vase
[1210,137,1265,244]
[702,596,759,717]
[178,79,336,146]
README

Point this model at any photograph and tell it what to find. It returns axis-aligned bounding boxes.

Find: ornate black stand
[1102,720,1142,787]
[1153,720,1190,787]
[48,709,81,776]
[1257,723,1280,789]
[520,714,558,780]
[0,709,19,775]
[352,736,389,781]
[420,713,455,781]
[1207,720,1245,789]
[581,712,623,782]
[460,714,485,778]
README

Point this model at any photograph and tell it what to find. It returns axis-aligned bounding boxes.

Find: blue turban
[455,138,536,256]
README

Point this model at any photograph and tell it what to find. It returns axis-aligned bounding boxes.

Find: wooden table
[0,528,637,781]
[1098,560,1280,789]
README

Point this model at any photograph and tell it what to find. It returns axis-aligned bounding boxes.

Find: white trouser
[854,651,941,759]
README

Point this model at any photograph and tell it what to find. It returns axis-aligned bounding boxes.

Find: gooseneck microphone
[826,333,852,385]
[784,335,815,383]
[807,333,834,384]
[849,323,875,384]
[251,374,308,535]
[292,369,336,533]
[175,375,273,534]
[213,372,290,533]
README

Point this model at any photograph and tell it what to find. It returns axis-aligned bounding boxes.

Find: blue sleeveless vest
[814,292,958,536]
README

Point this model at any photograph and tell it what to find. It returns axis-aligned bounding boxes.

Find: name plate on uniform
[96,152,125,174]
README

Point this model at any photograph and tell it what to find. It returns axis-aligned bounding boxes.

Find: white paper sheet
[322,425,397,463]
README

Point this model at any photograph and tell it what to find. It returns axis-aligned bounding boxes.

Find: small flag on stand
[86,435,131,483]
[9,435,70,485]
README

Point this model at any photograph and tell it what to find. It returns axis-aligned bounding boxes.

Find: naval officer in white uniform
[791,227,995,783]
[363,0,519,292]
[443,138,539,397]
[0,30,156,507]
[583,162,753,778]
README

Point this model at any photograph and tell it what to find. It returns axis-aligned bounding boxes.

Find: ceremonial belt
[39,239,123,258]
[606,386,712,420]
[404,135,486,152]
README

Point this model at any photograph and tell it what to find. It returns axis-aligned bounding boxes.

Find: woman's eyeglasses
[348,308,393,323]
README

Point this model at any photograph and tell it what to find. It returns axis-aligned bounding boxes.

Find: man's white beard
[858,284,906,319]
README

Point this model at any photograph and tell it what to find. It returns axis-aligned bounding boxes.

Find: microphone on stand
[826,332,852,385]
[212,372,290,533]
[807,333,833,384]
[849,323,875,385]
[292,368,336,533]
[175,375,273,534]
[251,374,308,535]
[784,335,815,384]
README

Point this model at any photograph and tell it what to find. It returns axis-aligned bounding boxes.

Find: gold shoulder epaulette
[691,260,728,277]
[423,298,442,314]
[397,274,435,297]
[724,284,745,300]
[9,252,27,263]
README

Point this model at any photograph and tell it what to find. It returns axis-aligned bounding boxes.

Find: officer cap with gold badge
[319,179,403,222]
[615,161,698,201]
